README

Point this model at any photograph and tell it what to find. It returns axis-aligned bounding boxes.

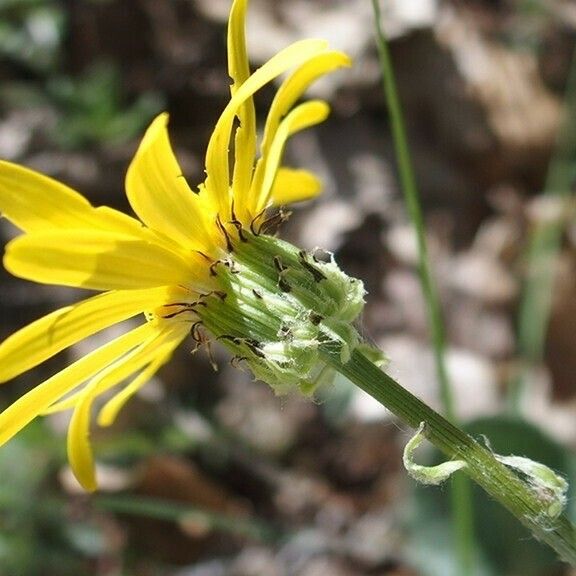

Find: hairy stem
[322,344,576,565]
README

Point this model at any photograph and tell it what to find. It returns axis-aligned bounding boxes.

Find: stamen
[230,200,247,242]
[195,251,214,262]
[230,219,247,242]
[218,334,241,345]
[190,321,203,343]
[258,209,291,235]
[210,260,223,276]
[208,290,228,301]
[189,323,218,370]
[216,214,234,252]
[250,208,267,236]
[161,301,203,319]
[278,324,292,338]
[273,255,287,273]
[298,251,327,282]
[308,312,324,325]
[278,277,291,293]
[244,338,265,358]
[217,335,265,358]
[231,356,248,369]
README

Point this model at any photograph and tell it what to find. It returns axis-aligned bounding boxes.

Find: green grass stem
[369,1,475,572]
[511,43,576,413]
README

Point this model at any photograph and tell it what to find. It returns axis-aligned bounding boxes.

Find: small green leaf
[403,422,467,485]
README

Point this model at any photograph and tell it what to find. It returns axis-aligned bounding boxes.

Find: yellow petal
[97,339,180,426]
[66,322,185,490]
[126,113,212,252]
[0,321,154,448]
[0,287,170,383]
[261,51,351,157]
[44,320,186,415]
[228,0,257,213]
[0,160,147,236]
[4,229,196,290]
[253,100,329,211]
[205,38,329,216]
[271,168,322,205]
[228,0,251,88]
[67,395,96,490]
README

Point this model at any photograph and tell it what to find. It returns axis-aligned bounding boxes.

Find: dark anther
[218,335,265,358]
[259,209,291,235]
[244,339,265,358]
[252,289,263,299]
[190,321,203,343]
[162,309,188,319]
[299,252,327,282]
[188,322,218,370]
[195,250,213,262]
[210,260,222,276]
[225,259,240,274]
[216,214,234,252]
[250,208,267,236]
[218,334,242,345]
[273,255,287,273]
[279,277,291,293]
[244,337,262,349]
[229,200,247,242]
[161,301,201,319]
[278,324,292,338]
[231,356,248,369]
[303,261,327,282]
[195,291,225,304]
[231,218,247,242]
[214,259,239,275]
[308,312,324,326]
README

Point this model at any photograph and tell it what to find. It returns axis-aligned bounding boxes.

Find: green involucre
[198,232,380,394]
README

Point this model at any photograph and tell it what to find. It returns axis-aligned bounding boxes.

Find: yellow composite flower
[0,0,352,491]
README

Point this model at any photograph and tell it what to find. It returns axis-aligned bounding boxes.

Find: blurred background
[1,0,576,574]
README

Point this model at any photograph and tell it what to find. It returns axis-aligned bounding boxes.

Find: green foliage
[0,0,163,151]
[0,421,104,576]
[0,0,65,73]
[46,62,163,149]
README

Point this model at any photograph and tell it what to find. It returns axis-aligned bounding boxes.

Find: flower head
[0,0,355,490]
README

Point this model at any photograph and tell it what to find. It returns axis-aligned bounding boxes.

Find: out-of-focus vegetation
[1,0,576,575]
[0,0,162,152]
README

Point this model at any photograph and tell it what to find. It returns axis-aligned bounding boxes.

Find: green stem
[370,0,453,418]
[321,345,576,565]
[511,42,576,413]
[370,0,474,571]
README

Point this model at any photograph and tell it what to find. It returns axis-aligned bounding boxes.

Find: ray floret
[0,0,357,490]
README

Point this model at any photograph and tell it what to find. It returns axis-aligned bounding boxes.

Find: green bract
[198,232,370,395]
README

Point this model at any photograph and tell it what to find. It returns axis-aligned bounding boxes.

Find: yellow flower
[0,0,350,491]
